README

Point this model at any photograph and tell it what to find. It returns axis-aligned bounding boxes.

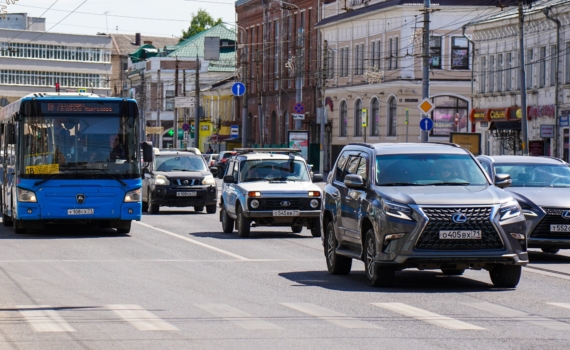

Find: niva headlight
[155,175,170,185]
[499,199,522,221]
[124,188,141,202]
[17,188,37,202]
[381,199,413,221]
[202,175,216,185]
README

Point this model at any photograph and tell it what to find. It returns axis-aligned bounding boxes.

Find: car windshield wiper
[34,173,70,186]
[268,177,296,182]
[431,181,471,186]
[242,177,268,182]
[376,182,428,186]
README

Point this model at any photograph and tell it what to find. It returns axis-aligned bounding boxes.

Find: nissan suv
[321,143,528,288]
[142,150,217,214]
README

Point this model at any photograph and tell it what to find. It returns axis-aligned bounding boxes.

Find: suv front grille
[531,208,570,239]
[415,207,503,250]
[249,197,319,211]
[171,178,201,186]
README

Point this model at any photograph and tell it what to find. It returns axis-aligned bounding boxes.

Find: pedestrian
[207,146,214,154]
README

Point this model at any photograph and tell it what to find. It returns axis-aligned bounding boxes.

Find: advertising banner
[288,131,309,160]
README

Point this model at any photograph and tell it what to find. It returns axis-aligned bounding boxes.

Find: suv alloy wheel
[364,229,395,287]
[324,222,352,274]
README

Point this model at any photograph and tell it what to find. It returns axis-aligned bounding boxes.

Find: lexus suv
[477,155,570,254]
[142,150,217,214]
[321,143,528,288]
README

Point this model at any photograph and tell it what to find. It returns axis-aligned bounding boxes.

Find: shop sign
[488,109,506,120]
[540,124,555,138]
[529,105,555,119]
[449,132,482,155]
[560,115,570,127]
[469,109,486,122]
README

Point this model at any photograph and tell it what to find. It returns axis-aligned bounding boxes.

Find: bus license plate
[439,230,482,239]
[273,210,300,216]
[550,224,570,232]
[68,209,94,215]
[177,191,197,197]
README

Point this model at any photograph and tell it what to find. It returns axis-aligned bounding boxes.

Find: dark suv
[321,143,528,288]
[142,150,217,214]
[216,151,237,179]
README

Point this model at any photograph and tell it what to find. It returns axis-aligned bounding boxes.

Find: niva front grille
[531,208,570,239]
[415,207,503,250]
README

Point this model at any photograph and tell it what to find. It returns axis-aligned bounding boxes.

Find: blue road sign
[231,82,246,96]
[230,125,239,139]
[419,117,434,132]
[294,103,305,114]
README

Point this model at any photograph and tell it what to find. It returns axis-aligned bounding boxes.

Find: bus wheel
[116,220,131,234]
[13,218,27,234]
[2,211,13,227]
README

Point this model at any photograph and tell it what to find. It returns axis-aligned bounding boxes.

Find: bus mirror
[142,141,154,163]
[5,124,15,145]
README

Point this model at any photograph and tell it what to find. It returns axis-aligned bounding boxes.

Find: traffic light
[55,82,60,92]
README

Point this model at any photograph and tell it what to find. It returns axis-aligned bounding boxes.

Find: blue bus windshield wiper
[66,166,127,187]
[34,173,70,186]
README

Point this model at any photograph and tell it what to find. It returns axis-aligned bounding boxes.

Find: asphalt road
[1,180,570,349]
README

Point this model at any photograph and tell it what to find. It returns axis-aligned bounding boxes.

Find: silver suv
[321,143,528,288]
[220,148,323,238]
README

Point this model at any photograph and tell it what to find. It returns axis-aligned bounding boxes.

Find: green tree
[181,9,223,40]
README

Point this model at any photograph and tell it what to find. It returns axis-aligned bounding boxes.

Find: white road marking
[281,303,380,329]
[17,305,76,332]
[547,303,570,312]
[463,302,570,331]
[373,303,484,330]
[135,221,250,261]
[196,304,282,330]
[106,304,179,331]
[524,266,570,281]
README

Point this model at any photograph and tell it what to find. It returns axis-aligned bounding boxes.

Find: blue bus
[0,93,150,234]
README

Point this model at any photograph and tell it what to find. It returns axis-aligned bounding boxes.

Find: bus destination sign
[40,102,120,114]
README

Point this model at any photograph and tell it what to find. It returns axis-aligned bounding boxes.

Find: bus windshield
[20,113,140,179]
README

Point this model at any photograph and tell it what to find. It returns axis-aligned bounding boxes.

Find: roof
[168,24,236,72]
[110,33,179,56]
[478,155,566,164]
[470,0,570,26]
[316,0,503,28]
[340,142,467,155]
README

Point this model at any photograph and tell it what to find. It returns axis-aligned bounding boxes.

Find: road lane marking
[17,305,76,332]
[106,305,178,331]
[524,266,570,281]
[463,302,570,331]
[196,304,282,330]
[135,221,250,261]
[281,303,380,329]
[548,303,570,311]
[373,303,484,330]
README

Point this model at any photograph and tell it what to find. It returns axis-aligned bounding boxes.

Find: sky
[8,0,237,38]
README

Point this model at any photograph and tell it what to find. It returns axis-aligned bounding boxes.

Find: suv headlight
[202,175,216,185]
[124,188,141,202]
[381,199,413,221]
[499,199,522,221]
[17,188,37,202]
[155,175,170,185]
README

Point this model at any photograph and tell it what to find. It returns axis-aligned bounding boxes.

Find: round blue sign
[231,82,246,96]
[419,117,434,132]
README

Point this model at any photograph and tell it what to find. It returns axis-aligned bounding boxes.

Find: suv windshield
[494,163,570,187]
[376,154,488,186]
[154,155,207,172]
[240,159,310,182]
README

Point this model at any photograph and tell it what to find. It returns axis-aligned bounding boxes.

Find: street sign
[294,103,305,114]
[182,123,190,131]
[231,82,245,96]
[175,97,195,108]
[183,131,189,140]
[230,125,239,138]
[560,115,570,127]
[146,127,164,135]
[418,98,435,115]
[419,117,434,132]
[540,124,554,138]
[362,108,367,127]
[292,113,305,120]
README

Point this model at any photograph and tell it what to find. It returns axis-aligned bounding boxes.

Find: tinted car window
[494,163,570,187]
[345,156,360,177]
[154,155,207,172]
[479,160,492,177]
[357,157,368,181]
[335,152,350,182]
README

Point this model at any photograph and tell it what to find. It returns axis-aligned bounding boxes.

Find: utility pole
[256,51,263,145]
[174,58,179,149]
[194,54,201,150]
[295,27,304,130]
[320,40,328,174]
[420,0,430,143]
[183,69,187,147]
[241,45,248,148]
[519,0,529,156]
[157,69,162,148]
[544,7,560,158]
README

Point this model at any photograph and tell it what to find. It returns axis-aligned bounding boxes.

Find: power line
[26,0,89,44]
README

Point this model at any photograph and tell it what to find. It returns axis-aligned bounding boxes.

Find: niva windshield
[494,163,570,188]
[240,159,310,182]
[375,154,488,186]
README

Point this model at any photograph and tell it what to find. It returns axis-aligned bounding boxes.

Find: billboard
[288,131,309,160]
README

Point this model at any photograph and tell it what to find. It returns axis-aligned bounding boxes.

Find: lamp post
[281,1,303,131]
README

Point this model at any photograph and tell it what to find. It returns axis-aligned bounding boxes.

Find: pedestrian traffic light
[55,82,60,92]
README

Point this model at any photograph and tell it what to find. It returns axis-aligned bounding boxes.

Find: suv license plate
[439,230,482,239]
[550,224,570,232]
[177,191,197,197]
[68,209,94,215]
[273,210,300,216]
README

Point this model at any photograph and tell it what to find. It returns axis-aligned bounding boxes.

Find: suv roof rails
[347,142,375,149]
[158,148,200,155]
[234,148,302,155]
[540,156,565,163]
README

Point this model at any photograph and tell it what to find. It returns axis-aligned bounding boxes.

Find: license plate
[550,224,570,232]
[176,191,197,197]
[67,209,94,215]
[273,210,300,216]
[439,230,482,239]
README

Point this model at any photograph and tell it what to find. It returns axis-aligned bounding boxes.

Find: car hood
[238,181,321,194]
[507,187,570,208]
[156,170,210,178]
[379,185,512,206]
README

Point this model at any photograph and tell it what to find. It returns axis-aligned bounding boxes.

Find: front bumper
[244,210,321,218]
[151,185,217,207]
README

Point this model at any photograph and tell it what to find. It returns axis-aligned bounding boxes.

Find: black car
[477,155,570,254]
[142,150,218,214]
[215,151,237,179]
[321,143,528,288]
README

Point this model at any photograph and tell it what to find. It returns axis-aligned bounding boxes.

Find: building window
[340,101,348,137]
[340,47,349,77]
[451,37,469,69]
[506,52,512,91]
[430,36,441,69]
[389,38,398,70]
[359,44,364,75]
[480,56,486,93]
[327,49,334,78]
[354,99,363,136]
[526,49,533,88]
[370,97,380,136]
[0,70,109,89]
[566,42,570,84]
[0,42,110,62]
[489,55,495,92]
[387,97,397,136]
[274,20,279,90]
[354,44,360,75]
[431,96,469,136]
[550,45,557,86]
[371,41,381,69]
[165,90,175,111]
[539,46,546,87]
[497,54,503,92]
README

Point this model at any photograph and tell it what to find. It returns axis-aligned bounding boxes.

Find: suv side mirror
[495,173,512,189]
[312,174,324,183]
[344,174,365,188]
[210,167,218,176]
[223,175,235,184]
[142,141,154,163]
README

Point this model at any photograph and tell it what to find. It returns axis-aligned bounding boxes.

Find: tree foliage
[181,9,223,40]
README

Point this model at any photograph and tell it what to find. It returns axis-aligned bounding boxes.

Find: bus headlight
[202,175,216,185]
[124,189,141,202]
[17,188,37,202]
[155,175,170,185]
